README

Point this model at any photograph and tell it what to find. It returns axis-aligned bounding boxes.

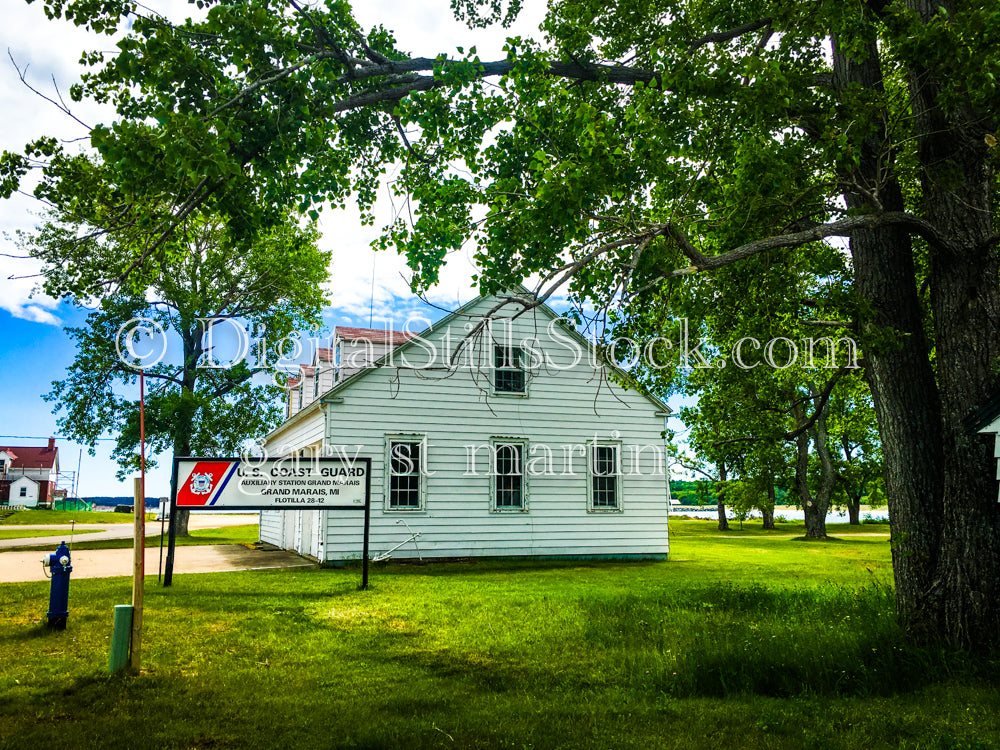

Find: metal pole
[361,459,371,590]
[139,368,146,579]
[158,506,166,583]
[164,457,179,587]
[130,476,144,672]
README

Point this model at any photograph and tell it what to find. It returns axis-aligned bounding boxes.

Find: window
[588,443,621,511]
[19,486,27,498]
[494,344,526,394]
[492,439,527,511]
[386,435,425,511]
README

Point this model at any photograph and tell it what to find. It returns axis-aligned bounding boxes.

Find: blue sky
[0,294,470,498]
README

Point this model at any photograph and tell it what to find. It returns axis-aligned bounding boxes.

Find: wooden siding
[259,402,326,548]
[267,296,671,560]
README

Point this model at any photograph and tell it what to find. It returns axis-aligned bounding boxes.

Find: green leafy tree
[827,380,884,525]
[3,0,999,648]
[40,218,330,534]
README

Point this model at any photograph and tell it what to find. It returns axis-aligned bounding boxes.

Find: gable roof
[0,444,58,470]
[267,292,671,443]
[320,291,671,414]
[335,326,417,346]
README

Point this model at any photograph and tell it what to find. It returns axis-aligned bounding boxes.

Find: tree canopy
[4,0,999,649]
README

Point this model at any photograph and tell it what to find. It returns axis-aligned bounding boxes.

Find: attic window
[494,345,526,394]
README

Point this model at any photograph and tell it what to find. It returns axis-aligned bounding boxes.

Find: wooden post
[130,476,144,672]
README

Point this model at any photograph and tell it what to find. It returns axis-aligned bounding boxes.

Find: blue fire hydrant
[43,542,72,630]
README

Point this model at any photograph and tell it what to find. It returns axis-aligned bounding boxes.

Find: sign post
[166,456,371,587]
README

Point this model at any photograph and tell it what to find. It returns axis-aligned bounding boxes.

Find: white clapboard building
[259,292,672,562]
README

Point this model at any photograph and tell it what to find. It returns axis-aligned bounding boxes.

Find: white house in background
[260,292,673,563]
[9,476,40,507]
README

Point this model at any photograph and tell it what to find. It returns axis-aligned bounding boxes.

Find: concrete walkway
[0,513,317,582]
[0,544,316,583]
[0,513,258,550]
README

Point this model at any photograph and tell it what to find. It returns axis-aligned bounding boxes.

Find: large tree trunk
[847,496,861,526]
[906,0,1000,648]
[834,6,1000,648]
[832,30,946,638]
[791,399,826,538]
[170,330,201,538]
[762,482,776,530]
[716,459,729,531]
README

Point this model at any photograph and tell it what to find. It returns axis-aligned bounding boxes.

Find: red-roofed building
[286,326,419,419]
[0,437,60,508]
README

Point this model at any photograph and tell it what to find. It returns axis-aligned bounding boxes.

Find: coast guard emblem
[190,472,214,495]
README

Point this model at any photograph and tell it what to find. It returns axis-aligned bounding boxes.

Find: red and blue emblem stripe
[176,461,240,507]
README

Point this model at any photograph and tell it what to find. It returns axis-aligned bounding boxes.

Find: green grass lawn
[0,518,996,749]
[0,528,102,541]
[0,524,260,552]
[0,509,155,525]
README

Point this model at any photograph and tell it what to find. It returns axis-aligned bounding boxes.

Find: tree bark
[170,326,202,538]
[792,397,826,539]
[833,6,1000,648]
[762,482,776,530]
[906,0,1000,647]
[832,28,946,637]
[716,459,729,531]
[847,496,861,526]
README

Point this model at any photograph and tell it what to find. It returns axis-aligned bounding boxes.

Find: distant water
[671,507,889,524]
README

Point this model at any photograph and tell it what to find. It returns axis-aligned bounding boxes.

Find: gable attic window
[386,436,424,511]
[492,439,527,511]
[494,344,526,394]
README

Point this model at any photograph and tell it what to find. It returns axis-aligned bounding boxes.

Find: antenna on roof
[368,250,376,329]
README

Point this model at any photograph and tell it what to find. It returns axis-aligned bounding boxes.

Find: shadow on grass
[580,581,1000,699]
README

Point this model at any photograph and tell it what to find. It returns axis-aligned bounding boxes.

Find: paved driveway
[0,513,258,550]
[0,514,316,582]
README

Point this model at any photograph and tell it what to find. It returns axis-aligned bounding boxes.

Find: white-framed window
[493,344,527,395]
[491,438,528,511]
[385,434,426,511]
[19,486,28,498]
[588,442,621,512]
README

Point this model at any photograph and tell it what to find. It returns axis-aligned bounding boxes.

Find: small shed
[8,476,40,508]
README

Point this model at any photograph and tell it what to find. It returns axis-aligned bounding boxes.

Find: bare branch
[690,18,774,51]
[9,50,93,131]
[663,212,961,278]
